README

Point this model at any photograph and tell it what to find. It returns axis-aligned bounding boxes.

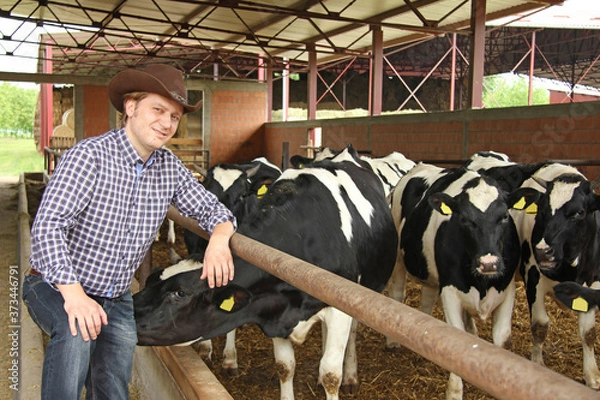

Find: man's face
[125,93,184,160]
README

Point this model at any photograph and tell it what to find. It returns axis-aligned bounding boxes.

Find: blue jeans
[22,274,137,400]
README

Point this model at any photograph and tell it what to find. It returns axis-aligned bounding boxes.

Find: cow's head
[134,258,251,346]
[428,177,539,277]
[531,174,600,280]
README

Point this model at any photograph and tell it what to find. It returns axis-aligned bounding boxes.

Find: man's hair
[119,91,148,127]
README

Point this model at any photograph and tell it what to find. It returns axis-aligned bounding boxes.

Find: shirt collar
[115,127,156,167]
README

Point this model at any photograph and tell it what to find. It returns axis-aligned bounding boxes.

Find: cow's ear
[144,268,166,288]
[509,187,541,215]
[428,193,455,215]
[212,285,252,313]
[589,192,600,212]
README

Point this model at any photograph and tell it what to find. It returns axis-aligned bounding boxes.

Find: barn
[1,0,599,399]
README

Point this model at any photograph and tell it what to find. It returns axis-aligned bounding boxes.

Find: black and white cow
[513,163,600,389]
[185,157,282,257]
[385,162,539,400]
[554,281,600,311]
[463,151,546,193]
[183,156,282,374]
[290,147,416,198]
[134,146,398,400]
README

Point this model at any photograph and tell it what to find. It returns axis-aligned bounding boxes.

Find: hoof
[341,381,359,395]
[222,367,240,377]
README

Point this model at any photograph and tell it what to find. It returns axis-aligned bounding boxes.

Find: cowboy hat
[108,64,202,114]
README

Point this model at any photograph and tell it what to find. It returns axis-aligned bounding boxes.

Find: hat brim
[108,69,202,114]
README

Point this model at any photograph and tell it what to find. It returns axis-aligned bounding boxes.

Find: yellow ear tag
[440,202,452,215]
[220,295,235,312]
[572,296,589,312]
[525,203,538,215]
[513,197,527,210]
[257,184,268,199]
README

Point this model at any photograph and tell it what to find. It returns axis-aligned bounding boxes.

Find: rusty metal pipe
[166,206,600,400]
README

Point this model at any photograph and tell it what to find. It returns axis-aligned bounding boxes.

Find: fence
[165,206,600,400]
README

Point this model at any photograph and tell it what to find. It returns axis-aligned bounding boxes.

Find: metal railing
[165,206,600,400]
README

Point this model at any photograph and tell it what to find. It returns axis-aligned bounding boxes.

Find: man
[22,64,236,399]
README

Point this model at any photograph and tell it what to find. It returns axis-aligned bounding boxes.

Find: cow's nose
[535,245,555,261]
[478,253,499,274]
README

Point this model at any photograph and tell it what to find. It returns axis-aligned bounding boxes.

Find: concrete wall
[264,101,600,180]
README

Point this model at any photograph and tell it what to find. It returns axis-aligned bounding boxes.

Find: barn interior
[1,1,600,399]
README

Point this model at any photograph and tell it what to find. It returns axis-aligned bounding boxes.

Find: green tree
[0,82,39,138]
[483,74,549,108]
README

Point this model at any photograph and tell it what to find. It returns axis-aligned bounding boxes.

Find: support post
[528,31,536,106]
[370,25,383,116]
[468,0,486,109]
[307,45,317,121]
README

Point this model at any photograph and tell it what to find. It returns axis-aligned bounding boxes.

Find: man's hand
[201,221,235,288]
[57,283,108,341]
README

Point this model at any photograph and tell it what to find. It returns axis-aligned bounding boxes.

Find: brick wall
[82,85,110,138]
[264,101,600,180]
[209,89,267,165]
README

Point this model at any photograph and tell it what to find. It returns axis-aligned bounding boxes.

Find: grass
[0,138,44,177]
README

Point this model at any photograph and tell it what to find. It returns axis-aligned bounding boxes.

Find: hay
[150,223,597,399]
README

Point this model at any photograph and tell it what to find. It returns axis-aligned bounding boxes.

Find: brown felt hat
[108,64,202,114]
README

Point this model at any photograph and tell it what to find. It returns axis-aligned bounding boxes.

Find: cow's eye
[572,209,585,220]
[170,290,187,300]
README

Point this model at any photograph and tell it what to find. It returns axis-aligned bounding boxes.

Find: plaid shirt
[30,128,235,298]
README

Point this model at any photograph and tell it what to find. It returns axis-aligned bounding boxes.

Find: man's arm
[201,221,235,288]
[57,283,108,341]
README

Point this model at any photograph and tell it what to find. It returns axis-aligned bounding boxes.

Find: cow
[512,163,600,389]
[463,150,546,193]
[290,147,416,197]
[134,146,398,400]
[554,281,600,311]
[184,157,282,257]
[384,162,539,400]
[183,156,282,375]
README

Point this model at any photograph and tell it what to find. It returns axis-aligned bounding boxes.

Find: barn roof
[0,0,564,82]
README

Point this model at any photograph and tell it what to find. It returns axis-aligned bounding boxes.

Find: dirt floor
[150,224,598,400]
[4,178,598,399]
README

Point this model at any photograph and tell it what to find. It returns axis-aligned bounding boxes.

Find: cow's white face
[212,167,243,193]
[159,258,202,280]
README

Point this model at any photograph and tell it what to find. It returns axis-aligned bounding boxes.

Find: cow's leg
[273,337,296,400]
[221,330,239,376]
[384,255,408,349]
[579,282,600,388]
[463,311,477,336]
[491,280,516,349]
[341,319,358,394]
[421,285,439,315]
[167,219,176,244]
[319,307,353,400]
[440,288,466,400]
[195,339,213,361]
[528,272,553,365]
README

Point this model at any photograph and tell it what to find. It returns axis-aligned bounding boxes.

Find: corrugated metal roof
[488,0,600,29]
[0,0,561,80]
